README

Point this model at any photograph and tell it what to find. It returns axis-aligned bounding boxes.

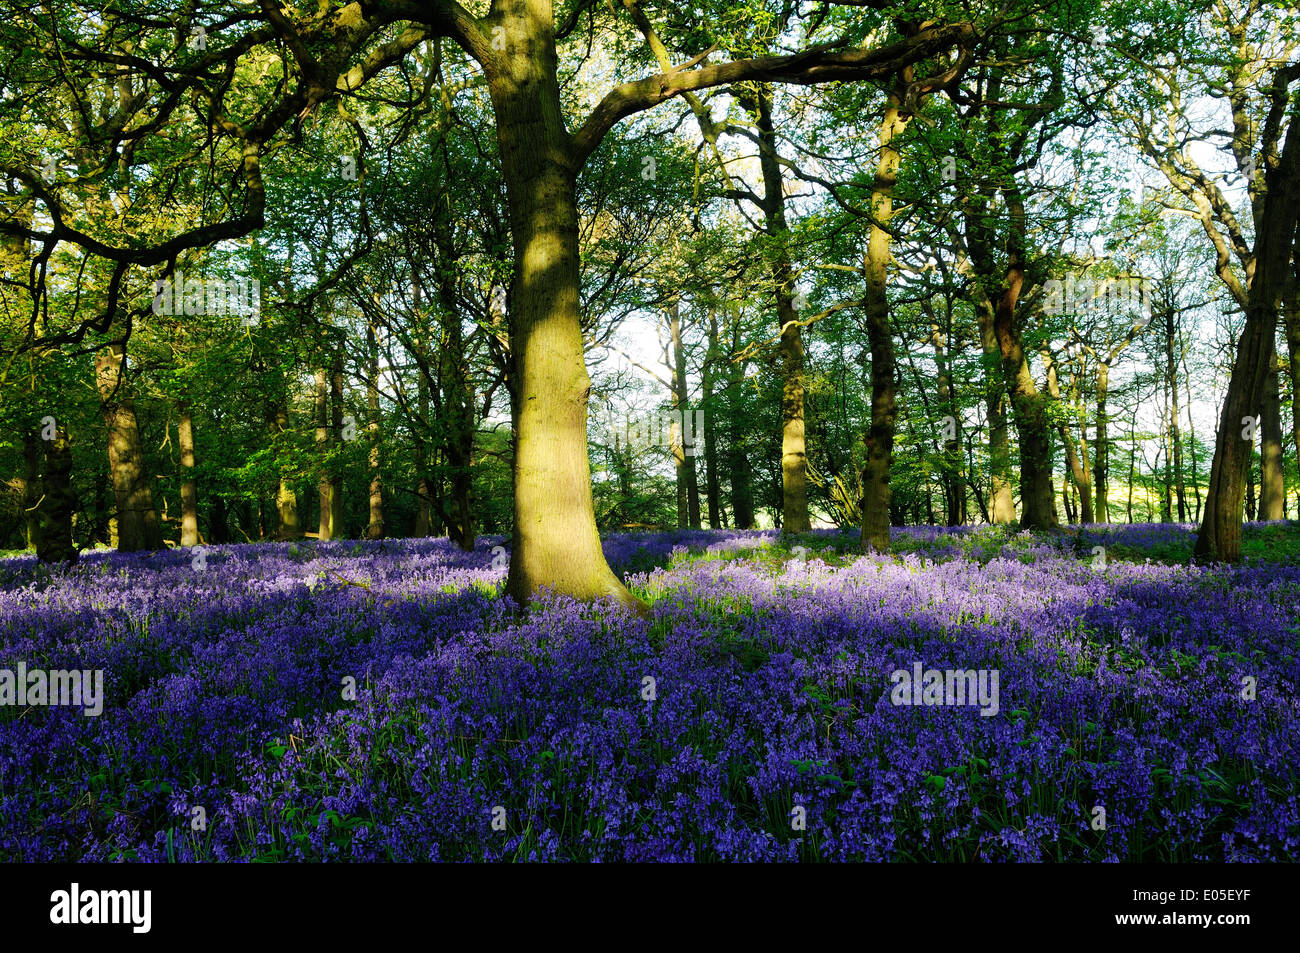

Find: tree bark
[973,296,1017,523]
[1196,109,1300,559]
[487,7,640,609]
[1259,345,1285,520]
[315,366,333,541]
[702,307,722,528]
[35,425,77,564]
[366,324,385,539]
[859,90,908,552]
[95,342,161,551]
[992,190,1056,530]
[1163,306,1189,521]
[743,84,811,533]
[330,354,344,536]
[271,403,299,540]
[178,405,199,546]
[1043,349,1093,523]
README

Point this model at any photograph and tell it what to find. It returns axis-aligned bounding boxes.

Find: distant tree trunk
[366,324,384,540]
[1181,347,1202,521]
[271,403,298,539]
[1094,361,1113,523]
[35,424,77,564]
[727,338,756,529]
[859,88,908,552]
[315,366,333,541]
[210,493,229,544]
[95,343,161,551]
[178,405,199,546]
[432,193,475,551]
[1062,463,1076,523]
[330,354,344,537]
[667,300,702,529]
[1245,460,1257,521]
[702,308,722,529]
[1043,349,1093,523]
[931,322,964,525]
[1164,309,1189,522]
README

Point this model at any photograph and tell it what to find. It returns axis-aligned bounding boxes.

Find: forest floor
[1,522,1297,861]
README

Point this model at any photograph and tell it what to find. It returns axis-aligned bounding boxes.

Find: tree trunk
[859,91,908,552]
[1094,361,1113,523]
[1043,348,1093,523]
[366,324,385,539]
[432,187,475,551]
[95,343,161,551]
[1285,238,1300,478]
[330,354,344,536]
[702,308,722,529]
[487,12,639,609]
[668,300,702,529]
[974,295,1016,523]
[1259,347,1285,520]
[178,405,199,546]
[271,403,299,539]
[35,424,77,564]
[315,366,333,541]
[744,84,811,533]
[1196,116,1300,559]
[1164,307,1189,522]
[932,322,964,525]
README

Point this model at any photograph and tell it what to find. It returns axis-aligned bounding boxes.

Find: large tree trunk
[1196,115,1300,559]
[95,343,161,551]
[487,9,639,609]
[859,91,908,552]
[178,405,199,546]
